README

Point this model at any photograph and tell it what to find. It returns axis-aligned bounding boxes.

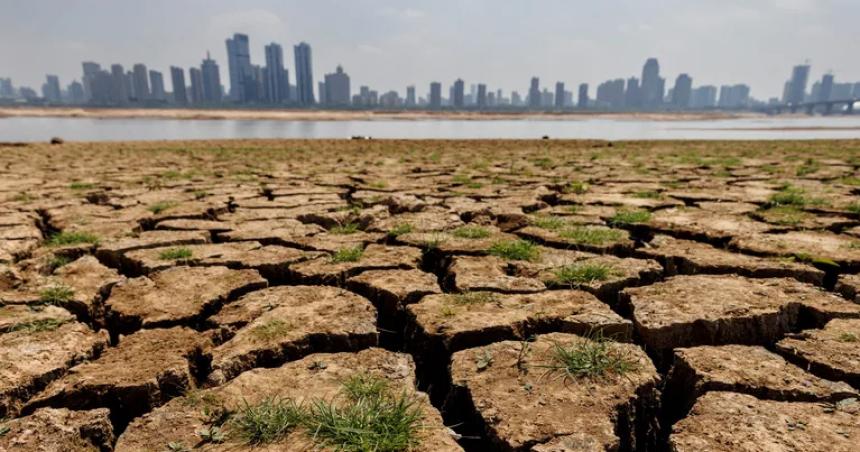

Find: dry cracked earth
[1,139,860,451]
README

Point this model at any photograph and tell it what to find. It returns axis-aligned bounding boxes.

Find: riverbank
[0,106,761,122]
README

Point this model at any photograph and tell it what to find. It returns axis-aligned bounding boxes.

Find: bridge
[758,98,859,115]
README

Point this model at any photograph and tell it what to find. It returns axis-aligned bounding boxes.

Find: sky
[1,0,858,100]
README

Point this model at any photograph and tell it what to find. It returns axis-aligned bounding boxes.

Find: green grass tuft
[46,231,100,247]
[250,320,292,342]
[230,396,306,445]
[39,285,74,304]
[632,190,661,199]
[158,247,193,260]
[452,225,491,239]
[563,181,589,194]
[148,201,178,214]
[488,239,540,261]
[757,206,810,226]
[331,246,364,263]
[558,226,624,245]
[10,318,68,333]
[838,332,859,343]
[387,223,413,238]
[330,222,360,235]
[608,209,652,226]
[69,182,95,190]
[537,334,638,381]
[47,255,72,271]
[530,216,568,231]
[551,263,616,287]
[447,291,497,305]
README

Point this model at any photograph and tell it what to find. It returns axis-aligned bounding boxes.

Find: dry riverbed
[1,139,859,451]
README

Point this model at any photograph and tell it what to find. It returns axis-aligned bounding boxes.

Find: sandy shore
[0,106,760,122]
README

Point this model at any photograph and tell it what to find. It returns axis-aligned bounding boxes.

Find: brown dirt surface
[0,407,114,451]
[669,391,860,452]
[3,139,860,450]
[450,332,659,450]
[116,348,462,451]
[775,318,860,388]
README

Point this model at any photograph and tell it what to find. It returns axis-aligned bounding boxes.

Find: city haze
[2,0,859,100]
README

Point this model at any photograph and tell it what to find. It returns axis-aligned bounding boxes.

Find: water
[2,115,860,142]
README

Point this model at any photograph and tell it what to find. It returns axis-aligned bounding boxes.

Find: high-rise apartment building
[323,65,350,106]
[201,52,222,103]
[170,66,188,105]
[226,33,253,102]
[429,82,442,108]
[672,73,692,108]
[294,42,315,105]
[264,43,289,104]
[149,70,166,101]
[132,64,150,101]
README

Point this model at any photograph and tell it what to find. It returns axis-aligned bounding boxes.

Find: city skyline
[2,0,859,100]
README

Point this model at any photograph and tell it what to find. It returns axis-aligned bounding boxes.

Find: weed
[558,226,624,245]
[231,396,306,445]
[757,206,809,226]
[197,426,225,443]
[0,424,8,437]
[531,216,567,231]
[452,174,472,185]
[342,374,389,400]
[563,181,589,194]
[796,159,820,177]
[439,305,457,317]
[368,181,388,189]
[250,319,292,342]
[388,223,413,238]
[166,442,190,452]
[330,222,360,235]
[12,192,36,203]
[69,182,95,190]
[331,246,364,263]
[846,203,860,214]
[39,285,74,304]
[632,190,661,199]
[452,225,491,239]
[551,263,616,287]
[536,334,637,381]
[158,247,193,260]
[838,332,859,343]
[533,157,554,169]
[767,185,826,208]
[475,351,493,371]
[46,231,100,247]
[149,201,178,214]
[447,291,497,305]
[840,177,860,186]
[608,209,652,226]
[10,318,67,333]
[47,255,72,271]
[488,239,540,261]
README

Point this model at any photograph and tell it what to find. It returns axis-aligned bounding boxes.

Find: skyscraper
[819,73,834,102]
[42,75,61,103]
[596,79,625,109]
[110,64,128,105]
[294,42,315,106]
[226,33,252,102]
[690,86,718,109]
[640,58,664,109]
[264,43,289,104]
[67,81,84,104]
[429,82,442,108]
[81,61,101,101]
[625,77,640,108]
[149,70,166,101]
[528,77,541,108]
[476,84,487,108]
[132,64,150,101]
[554,82,565,109]
[405,86,416,106]
[189,68,204,105]
[170,67,188,105]
[672,74,692,109]
[201,52,222,103]
[452,79,465,108]
[323,65,350,106]
[578,84,589,108]
[784,64,810,104]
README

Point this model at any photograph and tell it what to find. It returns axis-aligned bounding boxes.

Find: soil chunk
[775,318,860,388]
[0,407,114,451]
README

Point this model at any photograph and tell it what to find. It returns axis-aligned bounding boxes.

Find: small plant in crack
[632,190,661,199]
[452,225,491,239]
[158,247,193,261]
[10,318,68,334]
[330,222,361,235]
[46,254,72,272]
[387,223,413,238]
[331,246,364,263]
[197,425,226,443]
[562,180,589,194]
[148,201,178,215]
[551,263,617,287]
[250,319,292,342]
[230,396,306,445]
[535,333,638,382]
[488,239,540,261]
[46,231,100,247]
[530,215,568,231]
[608,209,652,226]
[558,226,624,245]
[38,285,74,305]
[838,332,858,343]
[69,182,95,190]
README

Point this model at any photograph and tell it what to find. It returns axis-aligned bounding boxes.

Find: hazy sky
[2,0,858,99]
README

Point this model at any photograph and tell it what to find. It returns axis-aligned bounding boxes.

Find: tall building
[67,81,85,104]
[89,70,113,105]
[784,64,810,104]
[819,73,834,102]
[554,82,565,109]
[717,84,751,109]
[672,74,692,109]
[132,64,150,101]
[405,86,416,106]
[226,33,253,102]
[170,67,188,105]
[528,77,541,108]
[294,42,315,106]
[429,82,442,108]
[149,70,166,101]
[577,83,589,108]
[596,79,626,109]
[452,79,465,108]
[81,61,101,101]
[317,81,326,105]
[264,43,289,104]
[323,65,350,106]
[42,75,61,103]
[640,58,664,109]
[624,77,640,107]
[189,68,204,104]
[690,85,718,109]
[476,84,487,108]
[109,64,128,105]
[201,52,222,103]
